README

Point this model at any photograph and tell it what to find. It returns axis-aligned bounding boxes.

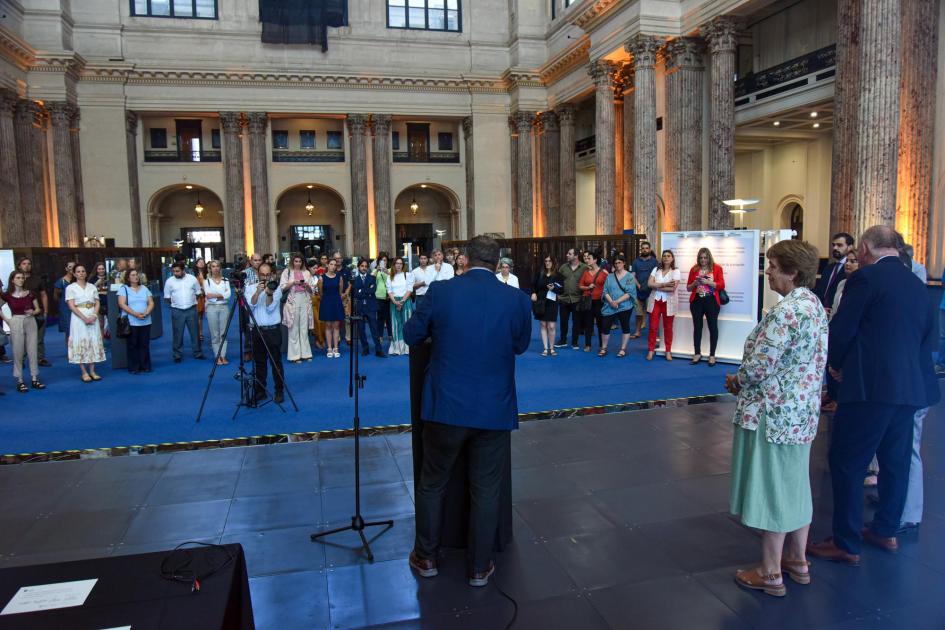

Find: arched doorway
[149,185,225,261]
[394,184,459,256]
[275,184,346,259]
[780,202,804,240]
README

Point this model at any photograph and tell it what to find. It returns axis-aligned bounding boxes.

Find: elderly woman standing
[281,253,317,363]
[726,240,827,597]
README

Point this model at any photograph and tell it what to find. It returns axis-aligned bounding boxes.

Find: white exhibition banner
[659,230,761,364]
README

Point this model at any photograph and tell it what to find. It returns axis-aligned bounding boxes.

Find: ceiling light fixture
[773,121,780,127]
[194,190,204,219]
[810,112,818,118]
[410,197,420,216]
[305,184,315,216]
[812,122,821,129]
[185,184,193,190]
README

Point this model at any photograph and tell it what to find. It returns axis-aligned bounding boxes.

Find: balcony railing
[734,44,836,106]
[392,151,460,164]
[144,149,222,163]
[272,149,345,163]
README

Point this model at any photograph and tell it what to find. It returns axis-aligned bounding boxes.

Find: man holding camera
[249,262,285,404]
[351,258,386,358]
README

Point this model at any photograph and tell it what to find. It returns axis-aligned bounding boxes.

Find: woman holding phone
[687,247,725,366]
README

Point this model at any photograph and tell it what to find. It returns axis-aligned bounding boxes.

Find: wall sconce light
[194,190,204,219]
[305,184,315,217]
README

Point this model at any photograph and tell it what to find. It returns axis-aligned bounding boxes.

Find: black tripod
[195,282,298,422]
[311,307,394,561]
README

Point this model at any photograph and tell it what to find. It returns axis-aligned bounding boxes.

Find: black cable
[159,541,235,593]
[491,569,518,630]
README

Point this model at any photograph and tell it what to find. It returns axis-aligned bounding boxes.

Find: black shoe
[129,369,139,375]
[0,356,11,364]
[173,357,182,363]
[38,359,52,367]
[31,380,45,390]
[16,382,28,393]
[252,391,268,405]
[468,561,495,587]
[376,350,386,358]
[361,348,370,356]
[273,391,284,404]
[553,341,567,348]
[897,522,920,535]
[194,354,206,360]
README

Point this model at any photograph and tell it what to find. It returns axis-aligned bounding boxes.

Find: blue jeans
[170,306,201,360]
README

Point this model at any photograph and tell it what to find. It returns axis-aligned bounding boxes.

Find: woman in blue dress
[318,259,346,358]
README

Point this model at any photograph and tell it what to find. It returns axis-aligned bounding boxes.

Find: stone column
[703,16,738,230]
[14,100,44,245]
[589,60,617,235]
[556,104,577,236]
[372,114,394,253]
[627,34,661,241]
[829,0,861,236]
[852,0,902,233]
[125,112,143,247]
[246,112,272,254]
[614,93,624,234]
[69,106,86,241]
[513,111,534,237]
[219,111,246,256]
[895,0,939,261]
[539,110,561,236]
[0,89,22,247]
[48,101,79,247]
[347,114,370,255]
[620,65,635,233]
[509,117,520,237]
[665,37,706,232]
[462,116,475,238]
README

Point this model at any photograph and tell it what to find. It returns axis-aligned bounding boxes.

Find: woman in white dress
[66,264,106,382]
[495,259,519,288]
[387,257,414,356]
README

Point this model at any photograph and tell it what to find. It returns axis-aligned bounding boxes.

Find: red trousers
[648,301,674,352]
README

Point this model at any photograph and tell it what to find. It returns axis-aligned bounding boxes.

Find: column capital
[513,111,535,134]
[47,101,72,126]
[371,114,392,136]
[346,113,368,136]
[219,111,242,135]
[125,111,139,134]
[539,110,559,132]
[15,99,43,127]
[0,88,16,116]
[588,59,618,88]
[625,34,663,69]
[508,116,517,135]
[616,62,636,94]
[461,116,473,137]
[554,103,576,125]
[665,37,705,71]
[702,15,739,55]
[68,104,80,129]
[246,112,268,135]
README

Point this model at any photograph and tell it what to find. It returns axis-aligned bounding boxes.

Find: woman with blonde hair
[281,253,317,362]
[387,257,414,356]
[204,260,231,365]
[194,257,208,343]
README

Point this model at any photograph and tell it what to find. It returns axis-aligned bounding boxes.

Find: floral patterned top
[734,287,828,445]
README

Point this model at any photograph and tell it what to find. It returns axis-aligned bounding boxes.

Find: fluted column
[14,100,44,245]
[462,116,475,238]
[372,114,394,253]
[614,92,624,234]
[0,90,22,247]
[620,65,635,233]
[347,114,370,255]
[509,117,520,237]
[513,111,534,237]
[219,111,246,256]
[590,60,617,235]
[556,104,577,236]
[665,37,706,232]
[539,110,561,236]
[829,0,861,236]
[48,102,79,246]
[246,112,272,254]
[69,106,86,241]
[125,112,143,247]
[704,16,738,230]
[627,35,661,241]
[895,0,939,261]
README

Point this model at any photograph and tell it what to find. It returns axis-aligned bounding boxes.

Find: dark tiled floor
[1,400,944,629]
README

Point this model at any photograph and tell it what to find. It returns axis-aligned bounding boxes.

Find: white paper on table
[100,626,131,629]
[545,290,558,301]
[0,578,97,615]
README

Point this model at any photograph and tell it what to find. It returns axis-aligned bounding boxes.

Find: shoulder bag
[577,269,603,312]
[116,287,132,339]
[718,289,730,306]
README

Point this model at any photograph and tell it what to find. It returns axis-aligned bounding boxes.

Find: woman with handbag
[117,268,154,374]
[280,253,317,363]
[686,247,726,366]
[194,258,208,343]
[646,250,681,361]
[578,251,608,353]
[531,254,563,356]
[2,271,46,392]
[66,264,106,382]
[599,255,636,358]
[205,260,232,365]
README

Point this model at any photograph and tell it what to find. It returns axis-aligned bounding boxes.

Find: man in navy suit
[813,232,855,312]
[351,258,385,357]
[404,235,532,587]
[808,226,940,565]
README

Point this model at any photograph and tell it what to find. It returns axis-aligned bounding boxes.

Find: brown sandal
[734,568,786,597]
[780,559,811,585]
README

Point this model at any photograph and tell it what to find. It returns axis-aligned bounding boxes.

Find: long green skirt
[729,419,813,533]
[389,298,414,355]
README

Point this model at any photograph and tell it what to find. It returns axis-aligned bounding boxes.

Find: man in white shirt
[411,253,432,304]
[430,249,455,284]
[249,262,285,404]
[163,261,204,363]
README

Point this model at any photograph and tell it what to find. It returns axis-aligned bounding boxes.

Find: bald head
[858,225,901,265]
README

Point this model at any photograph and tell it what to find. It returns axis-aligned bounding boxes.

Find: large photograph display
[659,230,760,363]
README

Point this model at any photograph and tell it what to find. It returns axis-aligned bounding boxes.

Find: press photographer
[249,262,284,404]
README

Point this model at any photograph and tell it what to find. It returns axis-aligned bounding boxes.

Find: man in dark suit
[813,232,855,312]
[404,235,532,587]
[351,258,385,357]
[808,226,940,565]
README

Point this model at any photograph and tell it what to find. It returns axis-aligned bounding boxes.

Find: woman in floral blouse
[725,239,827,598]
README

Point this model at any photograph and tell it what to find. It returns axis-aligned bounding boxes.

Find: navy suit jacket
[351,272,377,314]
[814,260,846,308]
[404,268,532,431]
[828,257,940,408]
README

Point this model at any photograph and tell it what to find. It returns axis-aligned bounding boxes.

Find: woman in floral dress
[66,264,106,382]
[725,239,827,597]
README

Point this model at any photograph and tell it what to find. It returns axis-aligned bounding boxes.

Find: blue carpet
[0,305,726,454]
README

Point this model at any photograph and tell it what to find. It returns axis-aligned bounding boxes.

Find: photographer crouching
[249,262,285,404]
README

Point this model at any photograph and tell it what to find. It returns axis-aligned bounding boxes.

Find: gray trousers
[901,407,927,525]
[11,315,38,382]
[170,306,201,359]
[206,303,229,360]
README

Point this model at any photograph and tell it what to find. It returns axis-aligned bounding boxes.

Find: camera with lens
[266,279,279,292]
